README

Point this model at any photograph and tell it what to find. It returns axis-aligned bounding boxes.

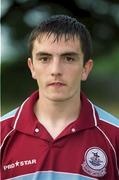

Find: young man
[1,15,119,180]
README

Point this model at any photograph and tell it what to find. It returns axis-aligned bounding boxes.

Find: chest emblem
[82,147,108,177]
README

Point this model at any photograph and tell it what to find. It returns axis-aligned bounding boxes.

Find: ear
[81,59,93,81]
[27,58,37,80]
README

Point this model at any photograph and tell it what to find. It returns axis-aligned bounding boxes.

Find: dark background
[1,0,119,117]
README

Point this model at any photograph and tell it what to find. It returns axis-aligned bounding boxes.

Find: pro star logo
[3,159,37,171]
[82,147,108,177]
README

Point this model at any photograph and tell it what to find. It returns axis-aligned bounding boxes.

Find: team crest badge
[82,147,108,177]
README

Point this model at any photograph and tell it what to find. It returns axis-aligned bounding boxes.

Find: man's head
[27,15,93,102]
[28,15,92,64]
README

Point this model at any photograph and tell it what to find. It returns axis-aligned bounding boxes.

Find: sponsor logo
[82,147,108,177]
[3,159,36,171]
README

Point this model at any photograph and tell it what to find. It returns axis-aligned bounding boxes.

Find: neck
[34,92,81,125]
[34,91,81,139]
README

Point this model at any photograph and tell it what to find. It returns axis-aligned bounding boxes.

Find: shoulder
[95,105,119,128]
[0,108,19,146]
[1,108,19,122]
[94,106,119,153]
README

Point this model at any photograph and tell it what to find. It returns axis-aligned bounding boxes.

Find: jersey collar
[11,91,99,139]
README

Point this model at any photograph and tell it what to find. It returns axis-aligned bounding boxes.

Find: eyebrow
[61,52,80,57]
[36,52,52,57]
[36,51,80,57]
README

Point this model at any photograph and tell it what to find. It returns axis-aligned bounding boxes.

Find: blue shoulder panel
[1,108,18,122]
[95,105,119,127]
[9,171,97,180]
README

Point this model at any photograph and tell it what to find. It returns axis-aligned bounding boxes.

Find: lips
[48,82,66,87]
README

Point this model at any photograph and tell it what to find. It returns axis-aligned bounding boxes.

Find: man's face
[28,34,93,102]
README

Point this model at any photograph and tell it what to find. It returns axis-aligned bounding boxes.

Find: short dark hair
[28,15,92,63]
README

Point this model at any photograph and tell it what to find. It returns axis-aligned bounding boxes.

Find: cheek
[66,67,82,87]
[35,70,46,87]
[34,66,42,77]
[70,67,82,80]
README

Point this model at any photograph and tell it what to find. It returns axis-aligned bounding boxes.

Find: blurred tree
[1,0,119,57]
[1,0,119,116]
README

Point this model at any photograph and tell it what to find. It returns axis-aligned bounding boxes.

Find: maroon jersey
[1,91,119,180]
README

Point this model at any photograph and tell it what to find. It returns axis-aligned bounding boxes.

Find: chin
[46,94,73,102]
[48,97,66,102]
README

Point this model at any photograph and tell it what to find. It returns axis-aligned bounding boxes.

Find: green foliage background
[1,0,119,118]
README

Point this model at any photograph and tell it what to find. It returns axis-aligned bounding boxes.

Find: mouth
[47,82,66,87]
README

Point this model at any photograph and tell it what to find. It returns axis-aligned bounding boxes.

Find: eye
[39,57,49,63]
[65,56,75,62]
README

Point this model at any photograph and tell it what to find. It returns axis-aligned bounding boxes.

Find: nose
[50,58,62,77]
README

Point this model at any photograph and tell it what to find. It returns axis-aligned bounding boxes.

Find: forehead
[32,33,82,54]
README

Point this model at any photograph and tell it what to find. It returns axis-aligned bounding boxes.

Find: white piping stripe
[13,98,29,129]
[0,129,14,149]
[97,126,119,176]
[1,98,29,150]
[88,100,97,126]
